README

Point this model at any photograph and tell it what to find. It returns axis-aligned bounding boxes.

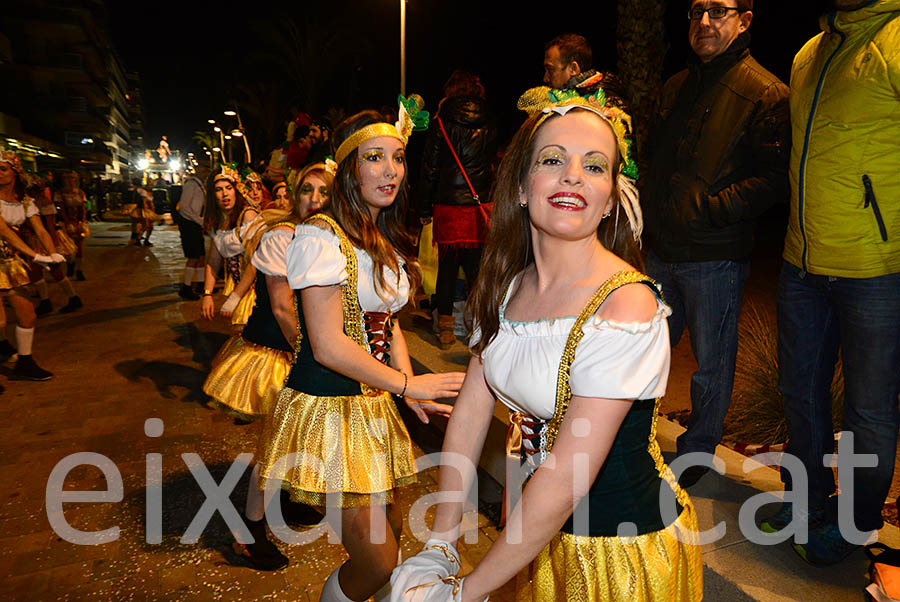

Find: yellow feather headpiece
[516,86,642,243]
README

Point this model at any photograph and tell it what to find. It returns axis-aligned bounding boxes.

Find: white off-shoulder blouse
[1,198,39,228]
[285,224,410,313]
[478,274,672,419]
[211,213,259,258]
[476,274,672,472]
[251,228,293,277]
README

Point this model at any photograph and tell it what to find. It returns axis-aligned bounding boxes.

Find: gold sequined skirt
[0,257,31,291]
[219,274,255,328]
[516,502,703,602]
[257,387,417,508]
[54,229,78,260]
[202,335,292,421]
[231,286,255,327]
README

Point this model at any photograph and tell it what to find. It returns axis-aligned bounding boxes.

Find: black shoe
[75,270,86,281]
[67,263,74,277]
[13,355,53,381]
[231,516,289,571]
[678,466,710,489]
[0,340,17,362]
[58,296,83,313]
[178,284,200,300]
[233,416,254,426]
[36,299,53,316]
[143,239,153,247]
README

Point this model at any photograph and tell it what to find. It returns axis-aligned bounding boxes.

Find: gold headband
[333,123,402,165]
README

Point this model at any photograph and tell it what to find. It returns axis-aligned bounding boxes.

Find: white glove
[49,253,66,263]
[32,254,54,268]
[219,292,241,316]
[390,539,461,601]
[394,576,467,601]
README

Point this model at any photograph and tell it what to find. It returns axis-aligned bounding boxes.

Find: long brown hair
[203,167,249,234]
[468,108,643,355]
[326,110,422,299]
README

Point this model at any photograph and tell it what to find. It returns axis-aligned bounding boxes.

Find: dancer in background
[204,162,333,427]
[55,171,89,280]
[27,176,81,315]
[200,166,259,328]
[243,107,464,601]
[0,151,63,380]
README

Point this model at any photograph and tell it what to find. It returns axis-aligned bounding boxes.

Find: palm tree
[617,0,668,156]
[191,130,217,153]
[234,80,288,165]
[260,17,360,114]
[191,130,219,166]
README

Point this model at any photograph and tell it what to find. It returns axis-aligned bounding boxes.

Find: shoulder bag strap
[437,117,479,203]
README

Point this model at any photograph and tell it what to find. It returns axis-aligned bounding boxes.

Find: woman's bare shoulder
[598,279,658,323]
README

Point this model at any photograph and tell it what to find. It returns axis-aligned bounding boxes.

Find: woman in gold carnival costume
[220,164,332,567]
[54,170,89,280]
[26,175,82,315]
[130,180,157,246]
[391,87,702,601]
[0,151,63,380]
[244,104,465,600]
[199,165,260,327]
[203,162,333,427]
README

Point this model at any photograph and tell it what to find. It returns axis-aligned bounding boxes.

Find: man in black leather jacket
[641,0,790,487]
[417,71,499,348]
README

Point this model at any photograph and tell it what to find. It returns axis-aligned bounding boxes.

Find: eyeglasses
[687,6,740,20]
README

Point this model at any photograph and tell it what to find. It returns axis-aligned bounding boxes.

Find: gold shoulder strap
[301,214,369,352]
[270,220,299,232]
[544,270,659,451]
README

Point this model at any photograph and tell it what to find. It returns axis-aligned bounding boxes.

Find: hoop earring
[519,200,527,208]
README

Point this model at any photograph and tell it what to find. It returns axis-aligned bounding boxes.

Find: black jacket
[641,34,790,262]
[416,95,499,218]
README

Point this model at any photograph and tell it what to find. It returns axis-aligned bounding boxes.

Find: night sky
[108,0,827,159]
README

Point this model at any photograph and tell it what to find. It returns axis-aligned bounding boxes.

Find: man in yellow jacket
[766,0,900,566]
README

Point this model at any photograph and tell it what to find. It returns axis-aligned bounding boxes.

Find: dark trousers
[777,262,900,531]
[646,251,750,456]
[435,247,482,316]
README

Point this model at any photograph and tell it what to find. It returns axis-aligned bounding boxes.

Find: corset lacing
[363,311,393,365]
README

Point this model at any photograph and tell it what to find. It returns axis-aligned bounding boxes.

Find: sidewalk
[0,223,890,601]
[406,313,894,602]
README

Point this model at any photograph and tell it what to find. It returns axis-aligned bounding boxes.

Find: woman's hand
[200,295,216,320]
[32,254,55,268]
[405,398,453,424]
[219,292,241,317]
[404,372,465,401]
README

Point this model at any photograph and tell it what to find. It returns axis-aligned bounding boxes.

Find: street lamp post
[400,0,406,97]
[225,108,251,164]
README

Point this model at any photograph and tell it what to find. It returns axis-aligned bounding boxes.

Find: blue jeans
[646,252,750,456]
[777,262,900,531]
